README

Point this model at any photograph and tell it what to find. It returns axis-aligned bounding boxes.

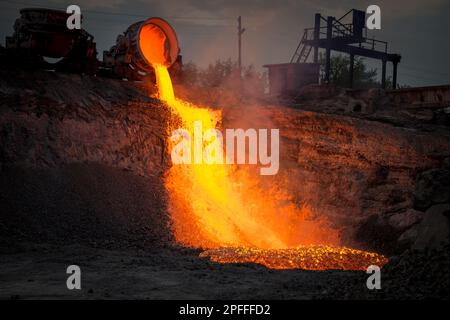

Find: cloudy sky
[1,0,450,86]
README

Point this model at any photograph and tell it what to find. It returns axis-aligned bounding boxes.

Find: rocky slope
[0,67,168,176]
[0,67,173,250]
[1,66,449,254]
[224,104,450,253]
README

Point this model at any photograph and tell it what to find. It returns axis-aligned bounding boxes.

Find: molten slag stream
[154,64,387,270]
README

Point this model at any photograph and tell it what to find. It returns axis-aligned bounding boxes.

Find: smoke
[48,0,126,9]
[150,0,449,70]
[2,0,449,86]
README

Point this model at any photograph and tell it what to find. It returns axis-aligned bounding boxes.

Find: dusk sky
[1,0,450,86]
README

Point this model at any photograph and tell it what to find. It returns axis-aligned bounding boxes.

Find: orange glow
[200,246,388,270]
[152,63,387,270]
[140,24,170,66]
[155,64,339,248]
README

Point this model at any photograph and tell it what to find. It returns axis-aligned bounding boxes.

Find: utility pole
[238,16,246,77]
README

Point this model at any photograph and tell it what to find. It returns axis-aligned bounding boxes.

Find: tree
[181,58,266,92]
[319,54,379,89]
[199,58,239,87]
[178,59,267,106]
[181,61,199,87]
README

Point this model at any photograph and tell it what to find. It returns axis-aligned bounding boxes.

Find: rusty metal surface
[264,63,320,96]
[387,85,450,108]
[4,8,98,74]
[102,18,182,80]
[3,8,182,79]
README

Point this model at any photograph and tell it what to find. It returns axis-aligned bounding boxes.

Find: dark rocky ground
[1,163,448,300]
[0,243,368,300]
[1,66,449,299]
[0,163,366,300]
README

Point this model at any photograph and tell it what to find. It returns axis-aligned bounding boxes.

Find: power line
[401,65,450,78]
[0,0,234,22]
[399,72,449,83]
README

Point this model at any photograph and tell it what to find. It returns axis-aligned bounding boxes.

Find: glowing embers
[155,63,341,250]
[200,246,388,271]
[153,63,386,271]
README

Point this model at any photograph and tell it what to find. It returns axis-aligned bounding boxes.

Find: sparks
[141,24,387,269]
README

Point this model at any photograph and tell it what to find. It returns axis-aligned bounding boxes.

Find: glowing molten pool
[200,246,388,271]
[146,32,387,270]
